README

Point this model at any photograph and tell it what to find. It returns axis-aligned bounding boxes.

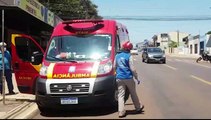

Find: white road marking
[163,64,177,70]
[190,75,211,85]
[183,61,211,69]
[170,58,211,69]
[175,59,182,61]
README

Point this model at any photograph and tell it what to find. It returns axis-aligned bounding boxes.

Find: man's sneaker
[119,113,126,118]
[136,105,144,113]
[118,111,126,118]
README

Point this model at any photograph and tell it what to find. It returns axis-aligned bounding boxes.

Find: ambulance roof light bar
[62,19,104,25]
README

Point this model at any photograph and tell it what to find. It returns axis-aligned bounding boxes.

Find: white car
[130,48,139,55]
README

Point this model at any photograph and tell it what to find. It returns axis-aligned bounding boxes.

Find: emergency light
[62,19,104,34]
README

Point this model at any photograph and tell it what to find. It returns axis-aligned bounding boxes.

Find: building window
[194,44,198,54]
[190,45,192,54]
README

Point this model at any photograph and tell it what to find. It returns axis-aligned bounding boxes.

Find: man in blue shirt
[0,42,17,95]
[114,41,144,118]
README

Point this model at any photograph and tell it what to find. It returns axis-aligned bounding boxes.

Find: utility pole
[1,9,6,105]
[177,30,179,47]
[47,0,49,8]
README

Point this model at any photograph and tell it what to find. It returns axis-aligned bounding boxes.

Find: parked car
[130,48,139,55]
[142,47,166,63]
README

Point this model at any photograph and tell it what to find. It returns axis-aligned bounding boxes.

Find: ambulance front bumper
[35,75,116,109]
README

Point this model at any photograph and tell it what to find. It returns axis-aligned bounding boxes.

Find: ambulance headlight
[97,60,112,75]
[39,65,48,77]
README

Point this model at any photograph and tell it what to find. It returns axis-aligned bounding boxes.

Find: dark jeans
[0,69,14,93]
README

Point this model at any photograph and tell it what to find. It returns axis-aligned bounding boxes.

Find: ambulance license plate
[60,97,78,104]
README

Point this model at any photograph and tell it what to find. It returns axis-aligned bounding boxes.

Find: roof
[0,6,53,36]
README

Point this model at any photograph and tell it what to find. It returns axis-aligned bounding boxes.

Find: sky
[91,0,211,44]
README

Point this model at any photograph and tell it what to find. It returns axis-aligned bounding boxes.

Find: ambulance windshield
[46,34,112,61]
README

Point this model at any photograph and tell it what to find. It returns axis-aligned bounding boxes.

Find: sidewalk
[0,93,39,119]
[0,73,39,119]
[166,53,200,59]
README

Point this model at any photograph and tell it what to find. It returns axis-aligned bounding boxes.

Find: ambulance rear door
[11,34,44,94]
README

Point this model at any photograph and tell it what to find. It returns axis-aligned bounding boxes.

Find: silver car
[142,47,166,64]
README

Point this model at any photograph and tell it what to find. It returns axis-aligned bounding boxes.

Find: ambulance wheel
[38,105,47,113]
[37,102,51,113]
[109,88,118,107]
[32,78,38,95]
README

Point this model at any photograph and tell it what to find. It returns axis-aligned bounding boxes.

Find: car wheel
[145,58,149,63]
[163,59,166,64]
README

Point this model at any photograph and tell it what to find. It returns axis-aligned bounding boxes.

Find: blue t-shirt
[0,50,11,70]
[115,51,133,79]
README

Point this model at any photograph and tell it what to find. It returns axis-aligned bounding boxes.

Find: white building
[188,35,200,55]
[154,31,189,54]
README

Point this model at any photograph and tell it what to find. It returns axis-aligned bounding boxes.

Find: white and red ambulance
[33,19,130,111]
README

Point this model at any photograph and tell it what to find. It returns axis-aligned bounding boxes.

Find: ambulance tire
[109,88,118,108]
[37,105,55,113]
[32,77,38,95]
[38,105,48,113]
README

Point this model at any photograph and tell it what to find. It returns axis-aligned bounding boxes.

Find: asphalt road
[33,55,211,119]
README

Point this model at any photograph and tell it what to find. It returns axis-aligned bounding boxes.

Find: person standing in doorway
[0,42,17,95]
[114,40,144,118]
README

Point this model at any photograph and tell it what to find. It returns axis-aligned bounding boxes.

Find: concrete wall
[188,35,200,55]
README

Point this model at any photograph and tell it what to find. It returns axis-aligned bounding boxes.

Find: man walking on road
[114,40,144,118]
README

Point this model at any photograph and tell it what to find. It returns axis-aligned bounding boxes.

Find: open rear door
[11,34,44,94]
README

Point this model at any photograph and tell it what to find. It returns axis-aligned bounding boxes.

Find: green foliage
[168,40,178,48]
[207,31,211,34]
[39,0,102,20]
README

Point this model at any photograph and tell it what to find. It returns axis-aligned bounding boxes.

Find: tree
[168,40,178,48]
[168,40,178,53]
[38,0,102,20]
[207,31,211,34]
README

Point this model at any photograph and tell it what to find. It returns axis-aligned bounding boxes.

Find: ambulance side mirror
[31,52,43,65]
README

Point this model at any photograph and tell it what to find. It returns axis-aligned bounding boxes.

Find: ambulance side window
[15,37,42,62]
[115,35,121,54]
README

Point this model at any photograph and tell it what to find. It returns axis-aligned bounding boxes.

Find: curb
[0,93,35,101]
[13,102,39,119]
[0,94,38,119]
[1,101,39,119]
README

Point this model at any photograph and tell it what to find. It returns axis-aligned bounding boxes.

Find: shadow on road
[40,106,117,117]
[126,109,145,115]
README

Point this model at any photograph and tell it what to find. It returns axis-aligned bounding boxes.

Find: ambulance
[33,19,130,111]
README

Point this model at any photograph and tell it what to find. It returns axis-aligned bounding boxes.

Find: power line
[103,16,211,21]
